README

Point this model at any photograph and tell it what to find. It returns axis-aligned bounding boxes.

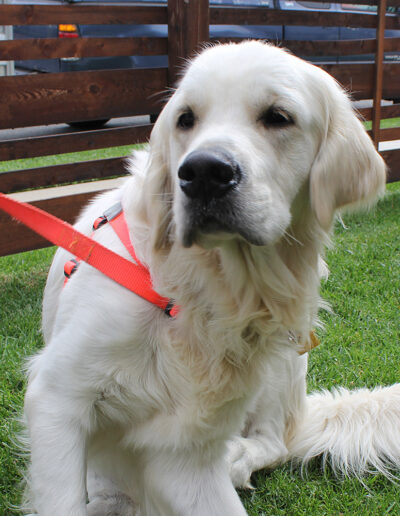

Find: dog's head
[142,41,386,251]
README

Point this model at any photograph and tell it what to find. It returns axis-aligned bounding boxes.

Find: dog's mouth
[181,204,266,248]
[182,215,233,248]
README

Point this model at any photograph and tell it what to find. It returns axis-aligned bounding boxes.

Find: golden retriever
[23,42,400,516]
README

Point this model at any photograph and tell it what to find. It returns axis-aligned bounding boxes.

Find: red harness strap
[66,201,179,317]
[96,202,139,264]
[0,193,178,317]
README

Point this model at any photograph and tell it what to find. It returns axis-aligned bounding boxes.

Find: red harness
[64,201,178,317]
[0,193,178,318]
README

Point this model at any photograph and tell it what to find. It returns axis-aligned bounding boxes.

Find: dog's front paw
[226,437,255,489]
[87,493,136,516]
[226,435,288,488]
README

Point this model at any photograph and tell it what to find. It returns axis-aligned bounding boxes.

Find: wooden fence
[0,0,399,256]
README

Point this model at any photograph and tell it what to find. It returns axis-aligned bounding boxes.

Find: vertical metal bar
[168,0,209,89]
[372,0,387,148]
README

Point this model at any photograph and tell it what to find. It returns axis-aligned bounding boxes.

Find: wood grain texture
[357,103,400,120]
[382,149,400,183]
[209,8,400,30]
[0,157,128,194]
[320,63,400,100]
[212,38,400,57]
[168,0,209,87]
[0,37,167,61]
[0,68,168,129]
[0,4,167,25]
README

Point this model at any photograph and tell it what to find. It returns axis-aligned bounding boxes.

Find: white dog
[23,41,400,516]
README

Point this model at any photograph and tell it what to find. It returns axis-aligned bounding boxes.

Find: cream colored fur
[23,42,398,516]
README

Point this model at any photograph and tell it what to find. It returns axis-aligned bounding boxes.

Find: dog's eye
[259,107,294,129]
[177,109,195,130]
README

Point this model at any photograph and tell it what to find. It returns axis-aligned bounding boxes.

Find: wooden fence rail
[209,7,400,29]
[0,37,168,61]
[1,68,168,128]
[0,4,168,25]
[0,0,399,256]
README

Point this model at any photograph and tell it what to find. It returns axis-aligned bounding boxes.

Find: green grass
[380,117,400,129]
[0,145,140,173]
[0,247,55,515]
[0,183,399,515]
[364,117,400,131]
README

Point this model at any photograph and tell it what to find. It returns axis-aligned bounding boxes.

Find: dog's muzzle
[178,148,242,204]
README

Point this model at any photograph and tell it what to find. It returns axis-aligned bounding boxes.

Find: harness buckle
[93,216,107,231]
[92,202,123,230]
[64,258,80,279]
[164,300,176,318]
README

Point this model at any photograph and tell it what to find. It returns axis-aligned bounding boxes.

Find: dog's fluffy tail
[288,383,400,478]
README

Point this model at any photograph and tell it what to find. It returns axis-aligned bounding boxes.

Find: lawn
[0,182,399,515]
[0,144,138,173]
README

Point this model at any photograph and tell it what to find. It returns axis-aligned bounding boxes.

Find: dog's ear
[141,112,174,251]
[309,78,386,229]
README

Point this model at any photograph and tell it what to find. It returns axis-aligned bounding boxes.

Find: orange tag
[298,331,320,355]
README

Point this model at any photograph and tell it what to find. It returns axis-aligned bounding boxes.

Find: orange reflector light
[59,24,78,32]
[58,24,79,38]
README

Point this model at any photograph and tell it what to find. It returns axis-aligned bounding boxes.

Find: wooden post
[168,0,209,88]
[372,0,387,148]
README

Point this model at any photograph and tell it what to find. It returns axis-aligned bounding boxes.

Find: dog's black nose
[178,149,241,203]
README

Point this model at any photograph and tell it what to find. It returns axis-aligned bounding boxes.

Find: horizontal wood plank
[0,192,96,256]
[0,68,168,129]
[321,63,400,100]
[323,63,375,99]
[0,124,152,162]
[3,35,398,62]
[0,157,128,194]
[2,4,398,29]
[0,37,167,61]
[284,0,398,4]
[214,38,375,56]
[367,126,400,140]
[0,63,398,129]
[382,149,400,182]
[0,4,167,26]
[214,38,400,57]
[379,126,400,141]
[209,8,400,30]
[289,37,399,56]
[357,103,400,120]
[332,0,399,4]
